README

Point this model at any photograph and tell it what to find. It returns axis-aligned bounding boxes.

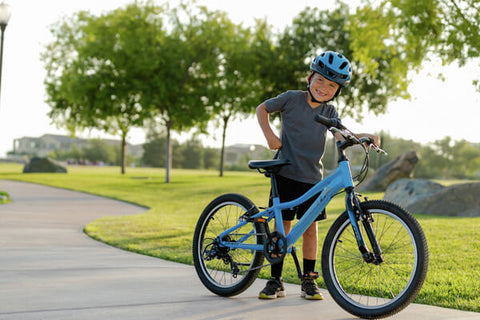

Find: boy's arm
[256,103,282,150]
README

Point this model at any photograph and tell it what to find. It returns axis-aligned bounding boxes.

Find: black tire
[193,193,265,296]
[321,200,428,319]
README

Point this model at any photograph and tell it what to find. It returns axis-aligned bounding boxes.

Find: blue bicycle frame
[216,156,369,256]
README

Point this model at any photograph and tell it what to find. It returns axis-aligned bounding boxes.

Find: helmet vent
[339,62,348,70]
[328,53,334,64]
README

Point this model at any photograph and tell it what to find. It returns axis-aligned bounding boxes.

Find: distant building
[12,134,143,158]
[224,144,272,166]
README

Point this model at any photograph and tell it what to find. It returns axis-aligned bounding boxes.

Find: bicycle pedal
[302,271,319,279]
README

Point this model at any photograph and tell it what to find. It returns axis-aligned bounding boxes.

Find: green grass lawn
[0,163,479,312]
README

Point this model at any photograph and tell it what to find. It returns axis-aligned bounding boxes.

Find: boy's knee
[303,225,317,239]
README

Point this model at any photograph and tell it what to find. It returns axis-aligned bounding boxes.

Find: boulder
[23,157,67,173]
[408,183,480,217]
[384,179,480,216]
[359,150,419,191]
[384,178,444,207]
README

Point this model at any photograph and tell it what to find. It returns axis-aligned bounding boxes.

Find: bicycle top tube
[271,160,354,213]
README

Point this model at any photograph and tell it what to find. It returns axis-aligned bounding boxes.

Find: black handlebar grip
[314,114,345,129]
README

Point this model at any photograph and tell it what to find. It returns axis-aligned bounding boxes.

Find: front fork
[345,187,384,264]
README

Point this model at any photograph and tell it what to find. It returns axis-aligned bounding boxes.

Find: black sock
[303,258,316,275]
[271,260,284,279]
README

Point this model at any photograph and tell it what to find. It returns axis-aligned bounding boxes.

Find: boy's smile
[308,73,340,103]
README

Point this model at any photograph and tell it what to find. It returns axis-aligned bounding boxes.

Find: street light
[0,1,11,103]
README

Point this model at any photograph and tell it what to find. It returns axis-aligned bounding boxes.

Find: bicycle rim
[326,208,421,312]
[197,201,263,290]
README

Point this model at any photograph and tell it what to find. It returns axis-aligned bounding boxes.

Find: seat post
[270,173,279,199]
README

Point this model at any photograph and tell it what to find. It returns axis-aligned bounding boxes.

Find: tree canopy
[354,0,479,88]
[42,0,479,179]
[42,2,164,174]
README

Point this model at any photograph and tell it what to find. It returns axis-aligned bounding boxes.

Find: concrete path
[0,179,479,320]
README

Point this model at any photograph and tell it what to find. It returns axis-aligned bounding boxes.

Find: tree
[207,20,271,176]
[42,2,164,174]
[140,3,236,182]
[141,126,182,168]
[270,3,430,119]
[203,147,219,170]
[142,135,167,168]
[178,135,204,169]
[416,137,480,179]
[82,139,115,164]
[355,0,479,89]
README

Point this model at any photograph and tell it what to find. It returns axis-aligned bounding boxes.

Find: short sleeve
[264,91,294,113]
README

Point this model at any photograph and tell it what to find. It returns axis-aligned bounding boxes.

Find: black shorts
[269,175,326,221]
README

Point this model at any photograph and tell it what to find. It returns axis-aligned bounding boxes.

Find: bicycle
[193,115,428,319]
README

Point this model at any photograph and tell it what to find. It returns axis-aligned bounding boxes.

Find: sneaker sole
[258,291,286,299]
[301,292,324,300]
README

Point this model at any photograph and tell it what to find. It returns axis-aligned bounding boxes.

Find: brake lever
[369,143,388,156]
[330,127,358,142]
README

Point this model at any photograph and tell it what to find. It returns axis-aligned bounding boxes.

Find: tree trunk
[219,115,229,177]
[121,131,127,175]
[165,121,172,183]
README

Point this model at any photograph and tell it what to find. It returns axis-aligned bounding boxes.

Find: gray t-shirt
[265,90,338,184]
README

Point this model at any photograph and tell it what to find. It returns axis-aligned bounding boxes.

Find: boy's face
[309,73,340,102]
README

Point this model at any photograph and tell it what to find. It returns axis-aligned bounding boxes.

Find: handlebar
[315,114,387,155]
[315,114,388,187]
[314,114,345,129]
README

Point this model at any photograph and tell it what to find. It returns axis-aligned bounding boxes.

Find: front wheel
[321,200,428,319]
[193,193,265,297]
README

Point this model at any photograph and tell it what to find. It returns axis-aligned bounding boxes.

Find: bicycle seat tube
[270,172,286,236]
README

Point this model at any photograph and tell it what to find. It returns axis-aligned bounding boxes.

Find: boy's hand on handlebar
[361,134,388,155]
[362,134,381,147]
[319,116,387,155]
[358,134,387,154]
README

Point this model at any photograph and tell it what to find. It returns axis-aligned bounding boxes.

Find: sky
[0,0,479,158]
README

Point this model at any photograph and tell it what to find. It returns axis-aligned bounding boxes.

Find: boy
[256,51,378,300]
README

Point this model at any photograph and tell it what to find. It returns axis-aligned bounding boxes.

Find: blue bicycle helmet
[310,51,352,87]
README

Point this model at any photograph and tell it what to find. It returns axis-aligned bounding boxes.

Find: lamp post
[0,1,11,104]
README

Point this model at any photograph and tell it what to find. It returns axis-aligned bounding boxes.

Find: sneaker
[258,278,286,299]
[301,272,324,300]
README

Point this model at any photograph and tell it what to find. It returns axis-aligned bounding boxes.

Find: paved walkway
[0,179,479,320]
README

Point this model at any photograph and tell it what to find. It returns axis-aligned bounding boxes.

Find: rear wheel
[321,200,428,319]
[193,193,265,296]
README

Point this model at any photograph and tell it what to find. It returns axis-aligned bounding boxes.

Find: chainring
[264,231,287,264]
